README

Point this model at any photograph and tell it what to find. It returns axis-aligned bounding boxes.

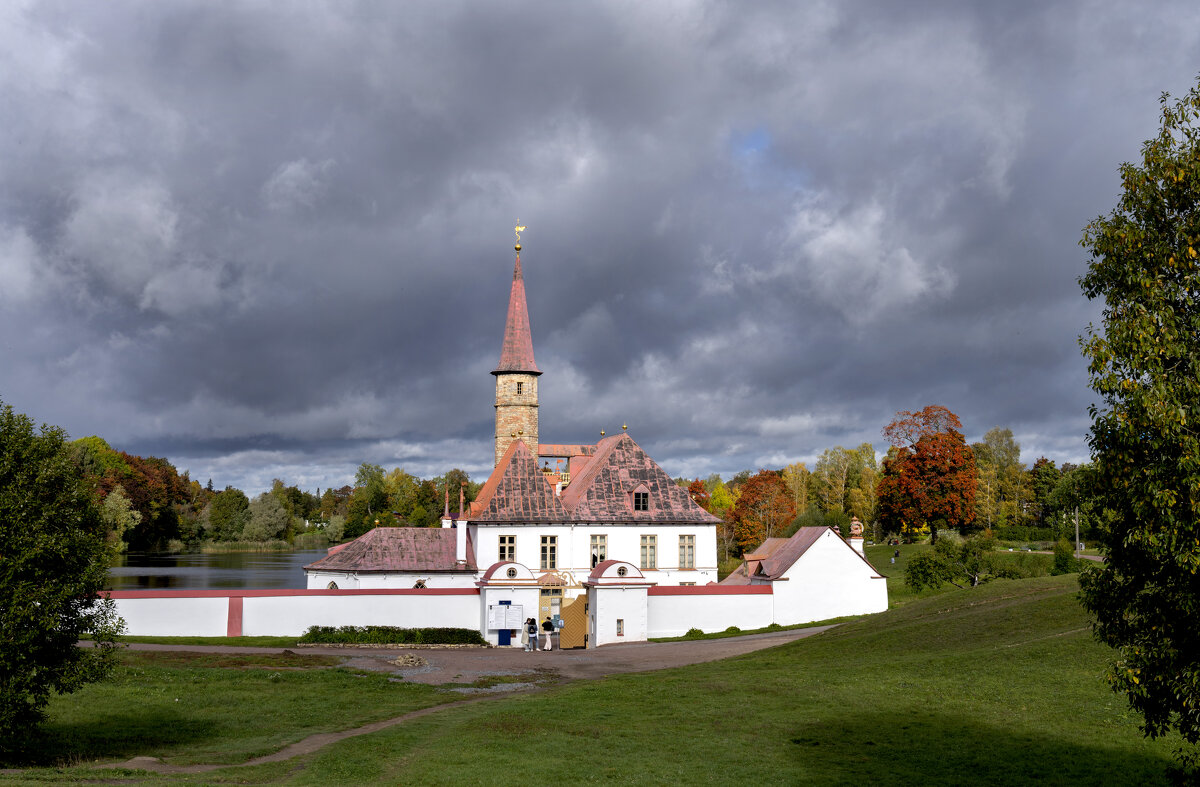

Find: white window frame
[541,535,557,570]
[640,534,657,570]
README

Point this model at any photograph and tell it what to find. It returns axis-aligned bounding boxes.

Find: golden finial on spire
[514,221,526,252]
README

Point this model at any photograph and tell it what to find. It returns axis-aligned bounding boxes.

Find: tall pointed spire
[492,252,541,376]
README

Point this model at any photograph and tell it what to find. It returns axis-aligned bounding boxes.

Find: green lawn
[5,569,1178,785]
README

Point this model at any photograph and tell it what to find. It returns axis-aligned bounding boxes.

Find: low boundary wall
[106,589,480,637]
[646,585,773,638]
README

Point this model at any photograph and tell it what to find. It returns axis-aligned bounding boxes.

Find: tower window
[516,381,523,395]
[633,491,649,511]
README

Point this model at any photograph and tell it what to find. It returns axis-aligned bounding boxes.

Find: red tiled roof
[304,527,476,573]
[492,254,541,375]
[559,433,722,524]
[754,528,826,579]
[537,444,596,457]
[471,440,569,522]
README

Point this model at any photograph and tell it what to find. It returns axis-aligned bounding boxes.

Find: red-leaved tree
[730,471,796,553]
[877,408,977,543]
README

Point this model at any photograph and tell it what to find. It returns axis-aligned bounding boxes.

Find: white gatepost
[584,560,653,648]
[477,561,541,647]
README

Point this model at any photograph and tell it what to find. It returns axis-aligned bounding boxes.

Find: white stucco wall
[108,590,482,637]
[587,585,649,647]
[469,522,718,587]
[479,585,542,647]
[766,530,889,625]
[111,595,230,637]
[645,587,774,638]
[241,592,480,635]
[305,570,479,590]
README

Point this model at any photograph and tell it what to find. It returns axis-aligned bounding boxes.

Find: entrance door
[497,600,511,646]
[558,594,588,649]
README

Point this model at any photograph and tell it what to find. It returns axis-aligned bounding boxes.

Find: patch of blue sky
[728,125,810,192]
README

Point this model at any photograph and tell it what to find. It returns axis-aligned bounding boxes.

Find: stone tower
[493,249,541,467]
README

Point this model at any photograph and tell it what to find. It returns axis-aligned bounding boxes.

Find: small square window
[633,491,649,511]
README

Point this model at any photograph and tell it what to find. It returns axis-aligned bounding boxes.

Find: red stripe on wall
[227,596,243,637]
[102,588,482,599]
[648,585,772,596]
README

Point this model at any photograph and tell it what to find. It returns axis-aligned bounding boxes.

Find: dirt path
[97,626,835,774]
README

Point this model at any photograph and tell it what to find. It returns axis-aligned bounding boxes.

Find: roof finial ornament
[622,424,628,431]
[514,221,526,253]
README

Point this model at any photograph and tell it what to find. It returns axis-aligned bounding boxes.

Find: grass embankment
[11,572,1177,785]
[284,575,1174,786]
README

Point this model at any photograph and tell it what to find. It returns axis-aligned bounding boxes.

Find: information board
[488,604,523,629]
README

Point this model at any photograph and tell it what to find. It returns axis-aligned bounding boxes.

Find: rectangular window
[640,535,657,570]
[516,381,523,395]
[499,535,515,562]
[633,491,649,511]
[680,582,696,587]
[541,535,557,570]
[616,618,624,637]
[679,535,695,569]
[590,534,607,567]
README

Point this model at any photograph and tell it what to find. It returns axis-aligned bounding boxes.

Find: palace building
[305,238,722,633]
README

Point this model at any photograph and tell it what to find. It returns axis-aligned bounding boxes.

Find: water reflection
[106,549,331,590]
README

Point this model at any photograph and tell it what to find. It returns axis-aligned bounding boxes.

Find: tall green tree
[1077,80,1200,776]
[0,401,123,748]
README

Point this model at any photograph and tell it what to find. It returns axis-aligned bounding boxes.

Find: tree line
[680,405,1107,564]
[68,436,483,552]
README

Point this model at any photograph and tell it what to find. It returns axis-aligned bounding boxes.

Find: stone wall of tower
[495,374,539,467]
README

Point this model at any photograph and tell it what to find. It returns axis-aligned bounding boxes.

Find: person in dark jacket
[525,618,539,651]
[541,617,555,651]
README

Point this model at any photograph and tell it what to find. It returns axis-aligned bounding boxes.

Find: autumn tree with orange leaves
[730,470,796,553]
[877,406,977,543]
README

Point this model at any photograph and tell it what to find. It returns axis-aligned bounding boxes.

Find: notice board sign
[488,604,523,629]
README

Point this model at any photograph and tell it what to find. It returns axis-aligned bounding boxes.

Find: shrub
[684,627,704,638]
[724,626,741,634]
[298,626,486,645]
[1051,537,1075,575]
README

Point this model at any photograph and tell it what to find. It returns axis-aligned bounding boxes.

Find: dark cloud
[2,1,1197,493]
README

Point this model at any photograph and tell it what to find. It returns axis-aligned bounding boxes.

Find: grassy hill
[6,573,1178,785]
[290,576,1175,785]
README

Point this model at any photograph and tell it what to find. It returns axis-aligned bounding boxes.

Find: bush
[684,627,704,638]
[1051,537,1075,575]
[724,626,741,634]
[298,626,486,645]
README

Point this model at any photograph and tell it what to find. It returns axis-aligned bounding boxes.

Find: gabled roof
[754,528,827,579]
[720,526,883,584]
[559,433,721,524]
[304,527,475,573]
[492,254,541,376]
[470,440,569,522]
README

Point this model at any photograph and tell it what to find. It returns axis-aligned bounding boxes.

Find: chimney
[455,516,467,563]
[849,517,865,556]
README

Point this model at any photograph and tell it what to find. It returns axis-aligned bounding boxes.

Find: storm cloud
[2,1,1197,493]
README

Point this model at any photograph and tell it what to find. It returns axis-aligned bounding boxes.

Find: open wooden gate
[558,593,588,649]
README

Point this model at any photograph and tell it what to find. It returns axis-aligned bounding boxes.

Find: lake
[106,549,332,590]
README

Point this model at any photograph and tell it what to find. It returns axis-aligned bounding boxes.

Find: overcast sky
[2,1,1197,495]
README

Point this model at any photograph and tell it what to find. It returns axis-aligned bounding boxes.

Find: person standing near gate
[542,617,554,651]
[525,618,539,651]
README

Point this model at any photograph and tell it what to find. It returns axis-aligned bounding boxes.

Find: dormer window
[413,579,427,589]
[633,491,649,511]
